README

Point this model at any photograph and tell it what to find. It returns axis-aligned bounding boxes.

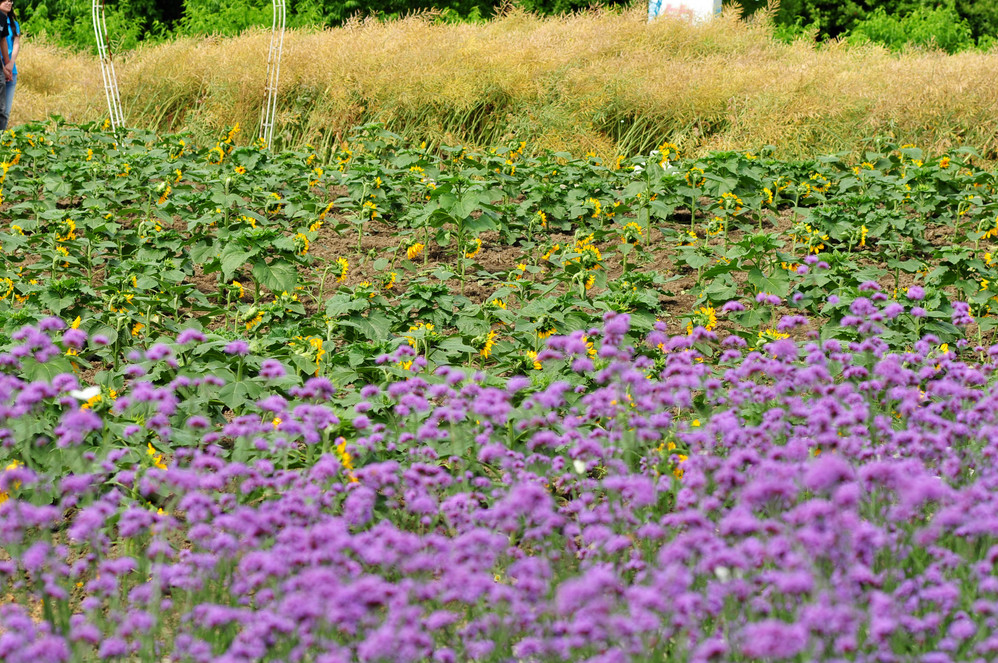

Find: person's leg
[1,79,15,130]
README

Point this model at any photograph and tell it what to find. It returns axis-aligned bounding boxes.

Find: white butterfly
[69,386,101,401]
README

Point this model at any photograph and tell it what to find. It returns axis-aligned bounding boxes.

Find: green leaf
[21,356,76,383]
[217,380,263,409]
[746,267,790,297]
[436,337,478,355]
[325,295,369,317]
[220,245,257,281]
[251,260,297,293]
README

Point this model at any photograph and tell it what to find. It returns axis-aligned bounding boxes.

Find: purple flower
[883,302,904,319]
[62,328,86,350]
[177,328,207,345]
[146,343,173,361]
[720,301,745,313]
[804,454,855,492]
[951,301,974,326]
[224,340,250,356]
[741,620,808,659]
[907,285,925,300]
[259,359,286,380]
[39,317,66,331]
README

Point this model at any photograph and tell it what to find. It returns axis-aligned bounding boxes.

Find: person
[0,0,19,131]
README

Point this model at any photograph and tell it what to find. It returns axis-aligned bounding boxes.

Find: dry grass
[14,6,998,161]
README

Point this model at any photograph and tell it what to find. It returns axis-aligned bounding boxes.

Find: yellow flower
[319,201,335,221]
[480,329,498,358]
[232,281,244,299]
[272,417,282,429]
[489,299,507,310]
[245,311,264,331]
[588,198,602,219]
[465,237,482,259]
[718,192,743,212]
[146,443,168,470]
[335,257,349,282]
[309,166,323,187]
[294,232,310,255]
[309,220,323,233]
[57,218,77,242]
[362,200,379,220]
[157,185,171,205]
[0,460,21,504]
[382,271,397,290]
[335,437,359,483]
[673,454,688,479]
[526,350,542,370]
[407,242,425,261]
[132,322,145,337]
[686,306,717,334]
[405,322,435,348]
[758,328,791,346]
[620,222,643,245]
[658,141,679,164]
[859,225,869,248]
[685,167,705,187]
[235,166,247,175]
[310,336,325,372]
[207,144,225,164]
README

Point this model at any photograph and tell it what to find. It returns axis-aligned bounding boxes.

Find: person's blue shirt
[4,15,16,78]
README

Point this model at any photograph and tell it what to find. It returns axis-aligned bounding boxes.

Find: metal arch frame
[259,0,286,150]
[92,0,124,130]
[93,1,287,145]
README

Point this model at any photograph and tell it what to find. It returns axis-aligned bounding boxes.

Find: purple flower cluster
[2,305,998,661]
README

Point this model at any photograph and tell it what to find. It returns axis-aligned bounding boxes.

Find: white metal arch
[92,1,287,146]
[259,0,286,149]
[92,0,124,130]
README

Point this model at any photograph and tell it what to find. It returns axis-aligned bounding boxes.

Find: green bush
[847,5,975,53]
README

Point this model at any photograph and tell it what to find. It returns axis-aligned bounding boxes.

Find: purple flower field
[2,293,998,662]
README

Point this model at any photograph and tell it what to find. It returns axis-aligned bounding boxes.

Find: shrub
[847,5,976,53]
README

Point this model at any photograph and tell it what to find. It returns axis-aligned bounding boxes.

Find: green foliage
[19,0,628,51]
[847,5,975,53]
[736,0,997,51]
[23,0,165,51]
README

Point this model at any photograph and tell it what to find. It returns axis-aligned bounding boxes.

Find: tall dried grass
[14,6,998,161]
